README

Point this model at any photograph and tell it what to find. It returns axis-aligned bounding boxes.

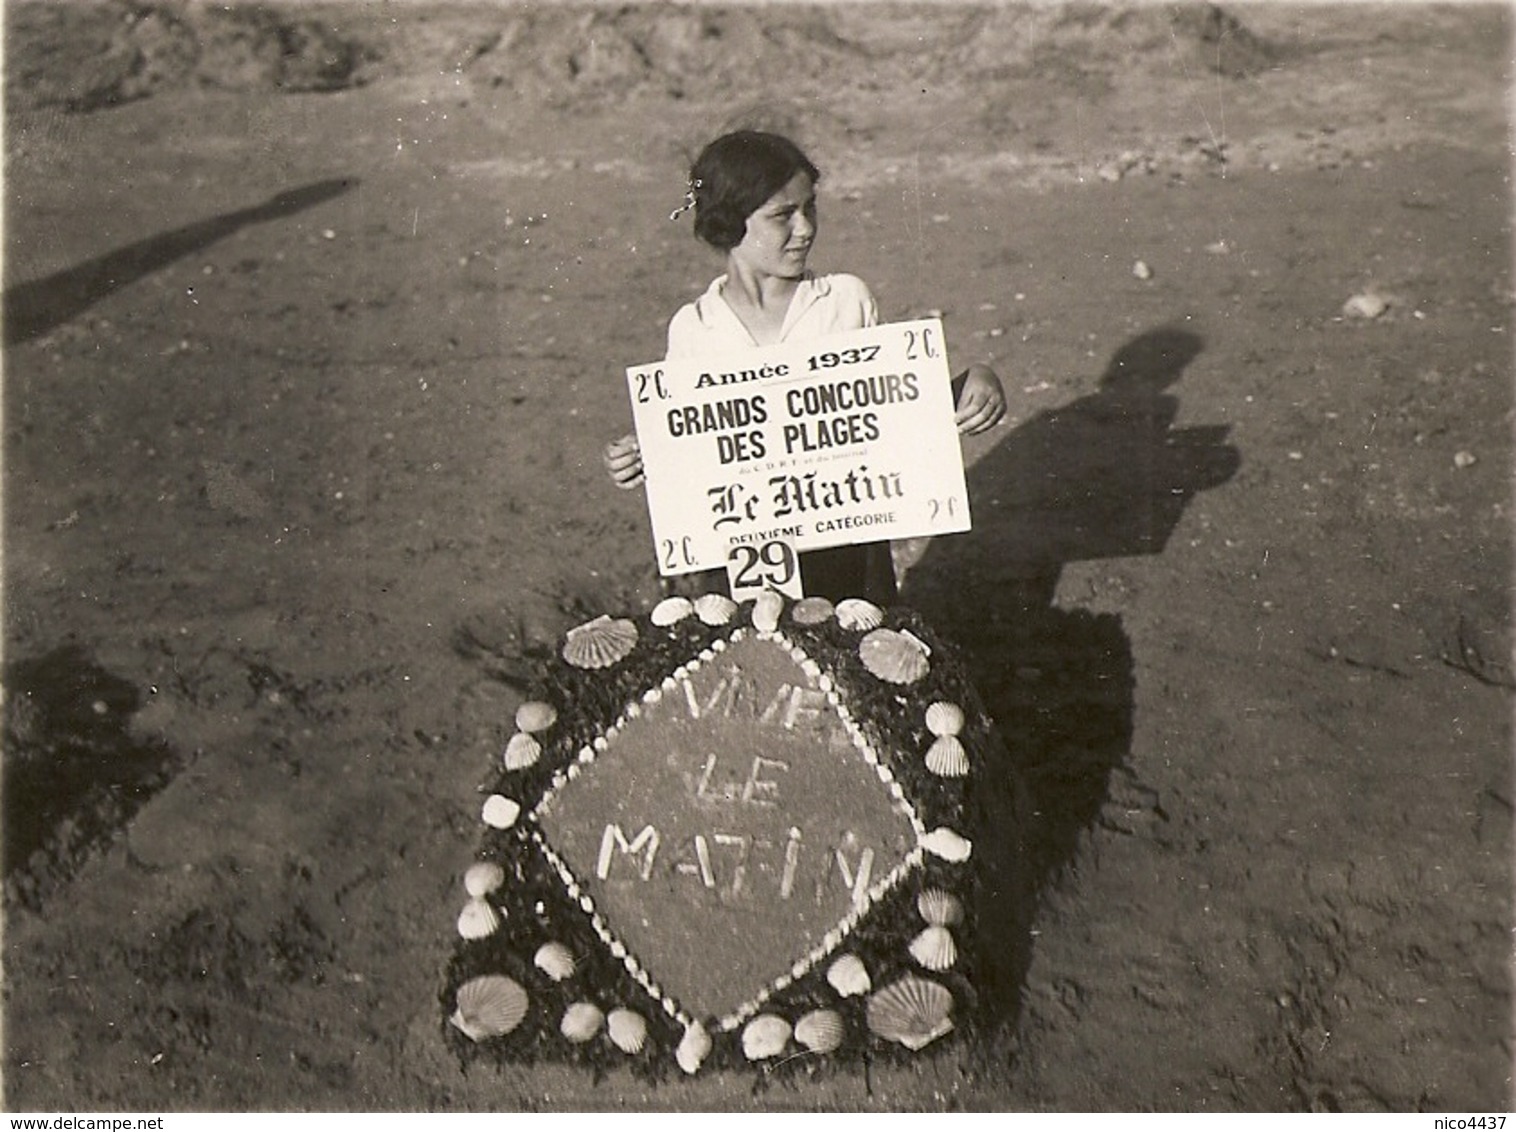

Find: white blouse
[665,272,879,357]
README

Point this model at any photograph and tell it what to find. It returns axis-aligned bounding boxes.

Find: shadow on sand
[3,178,356,345]
[902,326,1241,1039]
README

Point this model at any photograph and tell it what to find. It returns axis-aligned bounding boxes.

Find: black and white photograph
[2,0,1511,1113]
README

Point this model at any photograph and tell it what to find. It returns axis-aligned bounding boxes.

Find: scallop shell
[450,974,528,1042]
[463,861,505,898]
[794,1008,845,1054]
[562,615,638,669]
[859,628,930,685]
[826,953,872,997]
[920,826,973,862]
[909,924,958,972]
[534,941,576,982]
[503,731,541,770]
[606,1007,648,1054]
[790,596,836,625]
[925,701,965,738]
[917,888,964,927]
[457,897,501,940]
[694,592,738,626]
[835,597,885,631]
[560,1001,603,1043]
[925,734,969,778]
[651,596,694,627]
[676,1021,712,1074]
[865,975,955,1051]
[741,1014,792,1060]
[514,700,557,733]
[751,589,784,633]
[481,794,520,830]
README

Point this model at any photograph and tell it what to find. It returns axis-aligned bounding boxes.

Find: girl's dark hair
[690,131,821,251]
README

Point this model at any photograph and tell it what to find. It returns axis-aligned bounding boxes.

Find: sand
[2,0,1511,1112]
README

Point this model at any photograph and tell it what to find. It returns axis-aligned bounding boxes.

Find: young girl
[604,130,1006,603]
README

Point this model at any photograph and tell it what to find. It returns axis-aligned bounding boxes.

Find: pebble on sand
[1343,292,1390,319]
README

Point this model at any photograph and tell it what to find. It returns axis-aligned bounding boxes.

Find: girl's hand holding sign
[603,129,1008,602]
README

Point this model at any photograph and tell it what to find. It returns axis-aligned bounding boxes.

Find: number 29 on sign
[726,537,803,601]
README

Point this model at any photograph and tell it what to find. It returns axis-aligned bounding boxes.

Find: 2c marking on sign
[634,368,669,404]
[904,326,939,361]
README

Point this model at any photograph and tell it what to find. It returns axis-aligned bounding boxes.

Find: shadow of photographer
[902,325,1240,1035]
[4,178,356,346]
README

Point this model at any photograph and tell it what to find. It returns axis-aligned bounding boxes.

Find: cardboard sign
[627,319,971,577]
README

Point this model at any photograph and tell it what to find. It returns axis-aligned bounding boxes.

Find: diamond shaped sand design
[537,633,920,1026]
